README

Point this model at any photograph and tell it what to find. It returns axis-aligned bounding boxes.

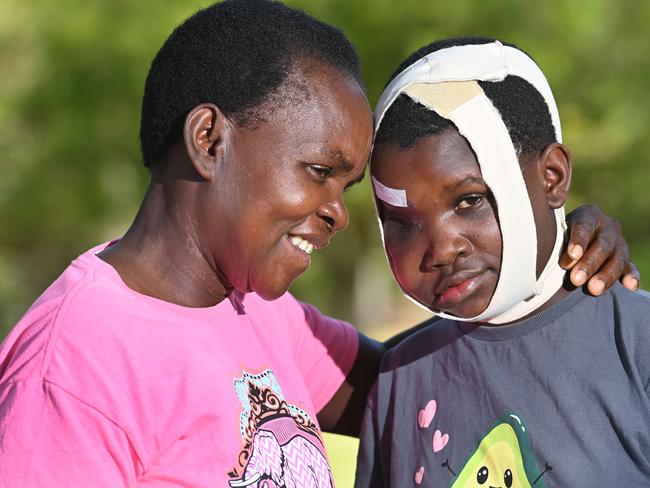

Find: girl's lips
[433,275,481,309]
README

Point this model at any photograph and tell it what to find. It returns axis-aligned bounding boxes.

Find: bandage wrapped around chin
[373,41,567,324]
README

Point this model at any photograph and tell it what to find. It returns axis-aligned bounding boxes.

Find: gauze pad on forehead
[372,42,567,324]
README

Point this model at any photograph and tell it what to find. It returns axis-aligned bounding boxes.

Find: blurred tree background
[1,0,649,484]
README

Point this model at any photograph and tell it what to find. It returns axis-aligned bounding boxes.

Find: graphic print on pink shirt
[228,369,334,488]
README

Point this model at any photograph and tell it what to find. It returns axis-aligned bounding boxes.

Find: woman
[0,2,637,486]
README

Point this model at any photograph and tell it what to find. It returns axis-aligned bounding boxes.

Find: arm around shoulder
[318,316,438,436]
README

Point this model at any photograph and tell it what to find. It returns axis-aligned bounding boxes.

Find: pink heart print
[417,400,437,429]
[432,429,449,453]
[414,466,424,485]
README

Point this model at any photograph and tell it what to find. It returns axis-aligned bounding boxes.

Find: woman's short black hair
[374,37,556,156]
[140,0,362,167]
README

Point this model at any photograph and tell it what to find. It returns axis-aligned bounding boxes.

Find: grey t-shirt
[355,285,650,487]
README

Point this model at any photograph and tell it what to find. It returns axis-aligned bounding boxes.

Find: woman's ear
[183,103,232,181]
[539,142,572,209]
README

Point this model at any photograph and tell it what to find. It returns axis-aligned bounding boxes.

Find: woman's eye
[308,165,332,181]
[457,195,484,210]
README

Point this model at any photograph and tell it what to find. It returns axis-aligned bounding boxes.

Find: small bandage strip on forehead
[402,81,538,321]
[371,176,408,207]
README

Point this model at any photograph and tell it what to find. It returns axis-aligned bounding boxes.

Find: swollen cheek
[393,264,417,293]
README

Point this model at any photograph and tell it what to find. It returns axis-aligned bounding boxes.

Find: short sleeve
[281,294,359,413]
[0,378,141,487]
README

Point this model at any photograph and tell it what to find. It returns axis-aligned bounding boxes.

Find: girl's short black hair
[140,0,362,167]
[374,37,557,156]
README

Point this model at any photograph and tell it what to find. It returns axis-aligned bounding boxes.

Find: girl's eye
[457,195,484,210]
[383,216,420,238]
[308,165,332,181]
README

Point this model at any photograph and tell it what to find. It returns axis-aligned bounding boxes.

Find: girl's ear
[539,143,572,209]
[183,103,232,181]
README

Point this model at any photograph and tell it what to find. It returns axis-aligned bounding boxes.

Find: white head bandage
[373,41,567,324]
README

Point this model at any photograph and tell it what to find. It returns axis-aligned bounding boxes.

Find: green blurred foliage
[1,0,650,336]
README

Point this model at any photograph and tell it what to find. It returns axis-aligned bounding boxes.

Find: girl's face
[371,128,503,318]
[206,62,373,300]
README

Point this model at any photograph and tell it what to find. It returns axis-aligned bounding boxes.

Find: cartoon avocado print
[450,414,550,488]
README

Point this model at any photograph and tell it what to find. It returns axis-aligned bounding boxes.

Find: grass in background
[324,433,360,488]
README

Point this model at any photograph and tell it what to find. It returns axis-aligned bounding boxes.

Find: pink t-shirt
[0,243,359,487]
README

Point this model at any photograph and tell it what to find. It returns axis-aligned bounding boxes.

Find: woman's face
[207,61,373,300]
